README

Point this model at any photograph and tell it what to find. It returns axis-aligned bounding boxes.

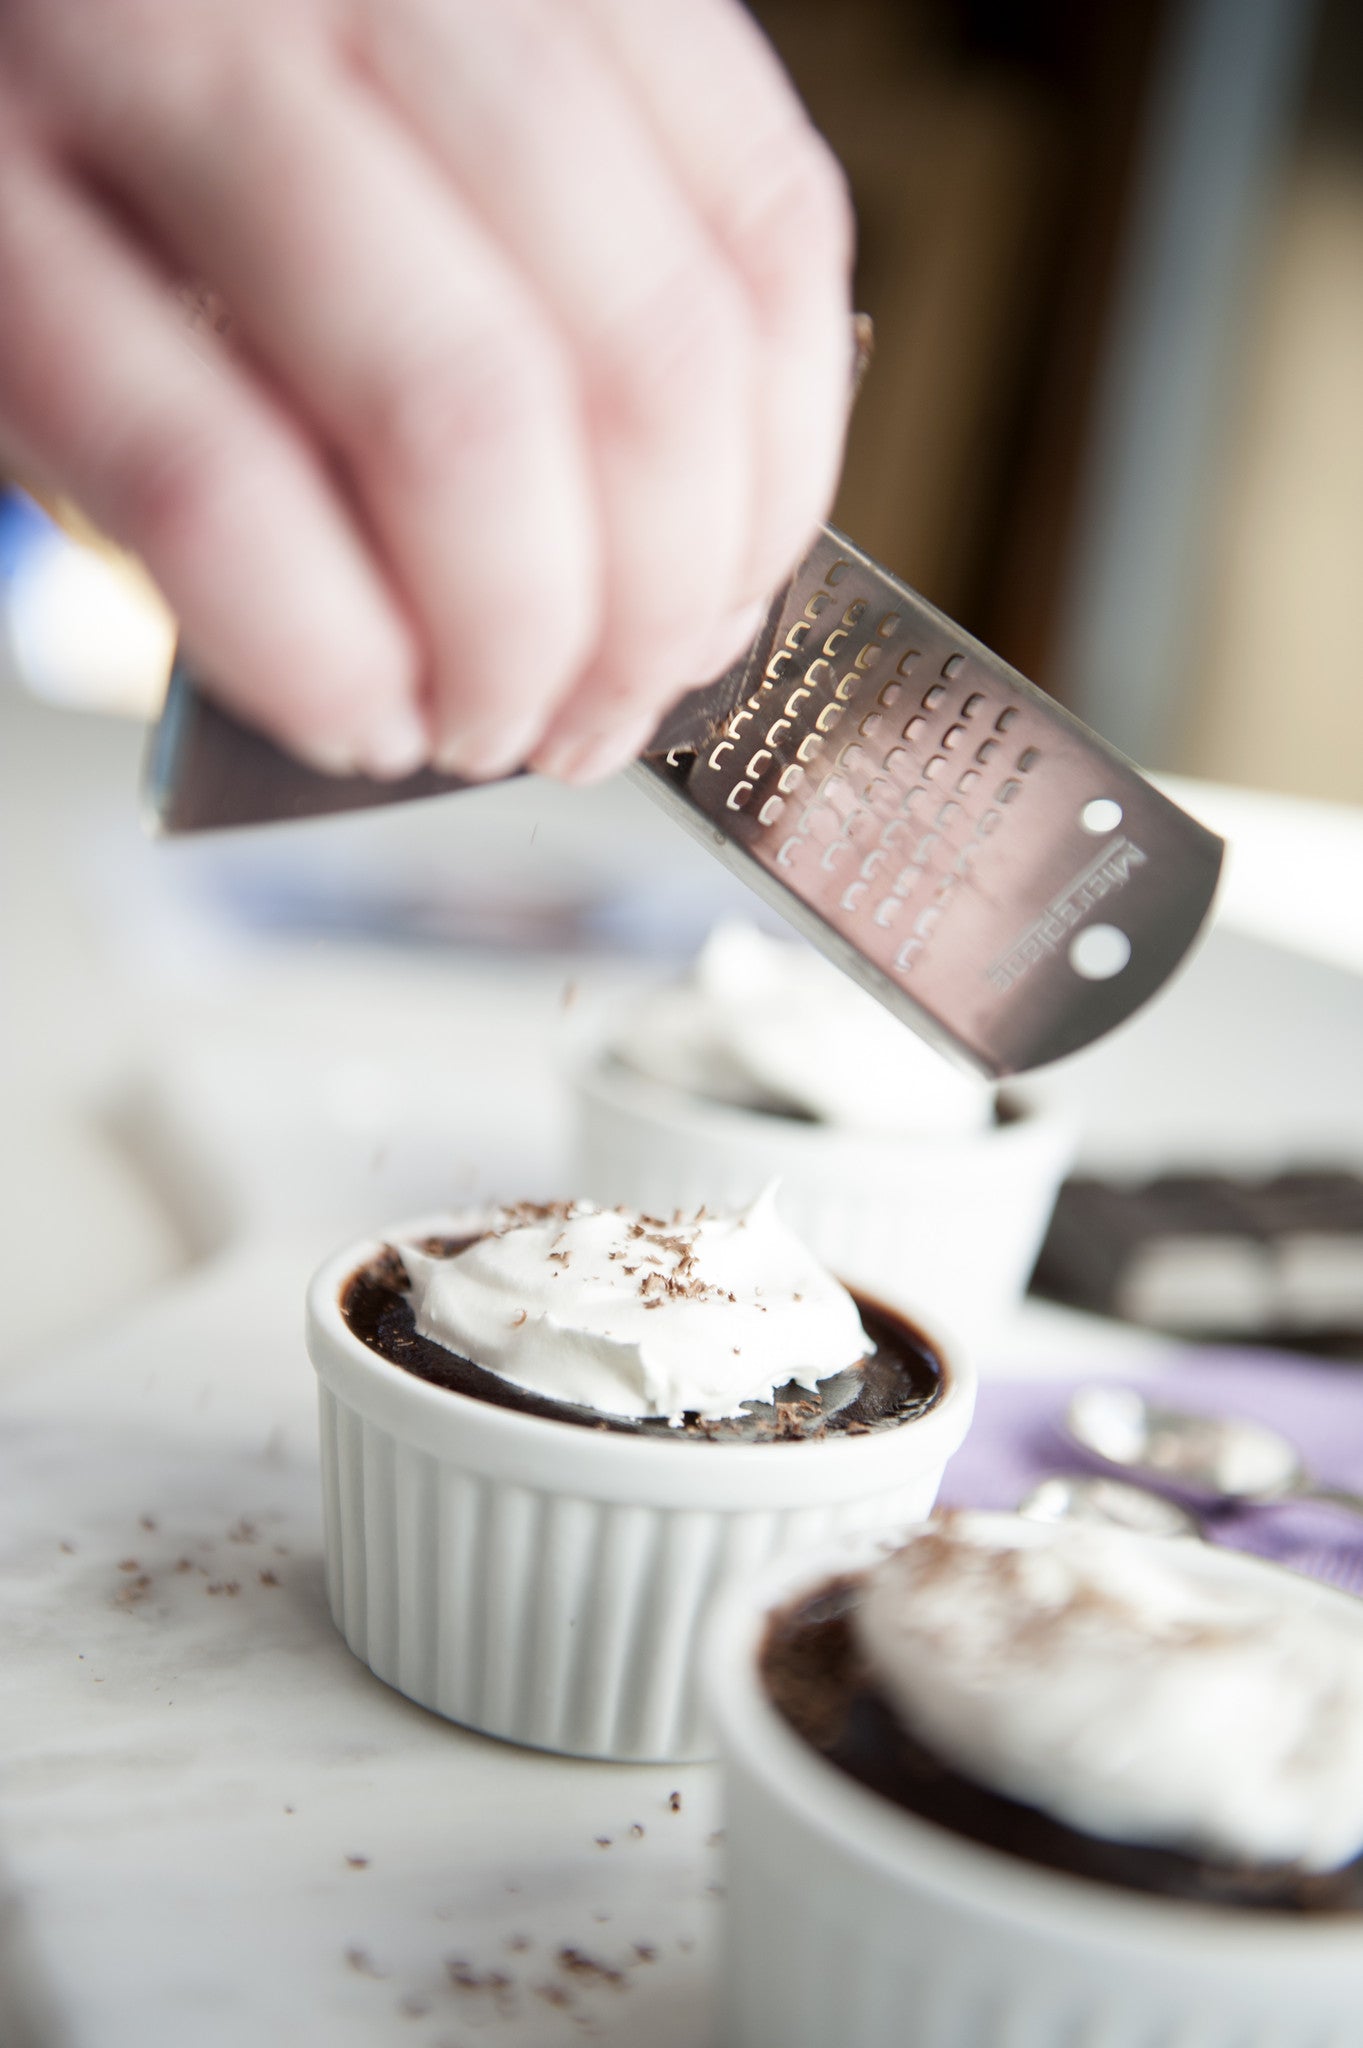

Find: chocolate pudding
[762,1533,1363,1913]
[341,1216,942,1445]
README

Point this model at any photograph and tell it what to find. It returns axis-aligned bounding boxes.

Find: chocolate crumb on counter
[594,1835,612,1848]
[668,1791,682,1813]
[345,1855,370,1870]
[344,1945,385,1978]
[628,1822,645,1839]
[556,1947,626,1988]
[445,1958,514,2008]
[258,1569,280,1587]
[139,1514,158,1532]
[118,1558,139,1573]
[633,1943,658,1963]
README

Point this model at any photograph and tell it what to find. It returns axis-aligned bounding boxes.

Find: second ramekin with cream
[573,922,1074,1343]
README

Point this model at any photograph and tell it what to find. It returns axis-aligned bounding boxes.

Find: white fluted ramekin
[572,1058,1073,1347]
[305,1216,975,1763]
[704,1533,1363,2048]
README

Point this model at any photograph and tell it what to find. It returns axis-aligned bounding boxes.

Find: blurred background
[759,0,1362,801]
[4,0,1363,1370]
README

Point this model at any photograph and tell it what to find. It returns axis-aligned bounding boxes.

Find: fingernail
[534,718,654,786]
[434,714,541,782]
[359,703,431,781]
[293,733,363,778]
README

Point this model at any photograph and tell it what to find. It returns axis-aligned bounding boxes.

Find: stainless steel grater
[145,523,1224,1078]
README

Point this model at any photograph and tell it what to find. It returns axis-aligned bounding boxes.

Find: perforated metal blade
[145,523,1223,1078]
[632,527,1224,1077]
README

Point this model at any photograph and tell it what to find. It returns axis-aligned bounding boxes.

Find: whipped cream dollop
[856,1516,1363,1872]
[396,1190,873,1423]
[612,921,992,1138]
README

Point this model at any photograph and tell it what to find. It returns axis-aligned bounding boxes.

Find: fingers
[583,0,855,600]
[0,144,424,776]
[64,24,601,780]
[332,0,762,783]
[0,0,852,786]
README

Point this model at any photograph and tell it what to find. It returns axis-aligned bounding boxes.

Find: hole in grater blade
[1082,798,1124,835]
[1070,924,1132,980]
[922,684,946,709]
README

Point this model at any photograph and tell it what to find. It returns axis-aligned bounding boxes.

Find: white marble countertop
[5,677,1362,2044]
[0,1236,730,2048]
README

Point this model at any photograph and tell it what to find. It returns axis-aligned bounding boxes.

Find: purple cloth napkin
[937,1348,1363,1594]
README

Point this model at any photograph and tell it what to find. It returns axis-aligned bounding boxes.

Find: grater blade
[630,526,1223,1078]
[144,523,1223,1078]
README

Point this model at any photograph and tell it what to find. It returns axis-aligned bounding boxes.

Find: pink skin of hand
[0,0,854,783]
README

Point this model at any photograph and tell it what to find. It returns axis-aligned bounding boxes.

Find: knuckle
[736,131,856,282]
[589,264,747,435]
[359,326,558,486]
[110,416,237,563]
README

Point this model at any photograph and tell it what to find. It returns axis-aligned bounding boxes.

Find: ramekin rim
[305,1212,975,1478]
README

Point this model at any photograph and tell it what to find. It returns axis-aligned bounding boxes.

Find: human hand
[0,0,853,782]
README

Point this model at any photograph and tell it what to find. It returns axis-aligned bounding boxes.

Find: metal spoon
[1066,1384,1363,1518]
[1019,1473,1203,1539]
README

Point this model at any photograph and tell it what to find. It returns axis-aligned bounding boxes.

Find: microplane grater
[144,523,1224,1078]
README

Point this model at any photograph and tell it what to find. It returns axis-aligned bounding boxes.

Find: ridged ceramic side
[307,1221,975,1763]
[705,1542,1363,2048]
[572,1058,1073,1347]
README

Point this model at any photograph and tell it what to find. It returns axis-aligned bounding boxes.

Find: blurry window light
[0,484,175,719]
